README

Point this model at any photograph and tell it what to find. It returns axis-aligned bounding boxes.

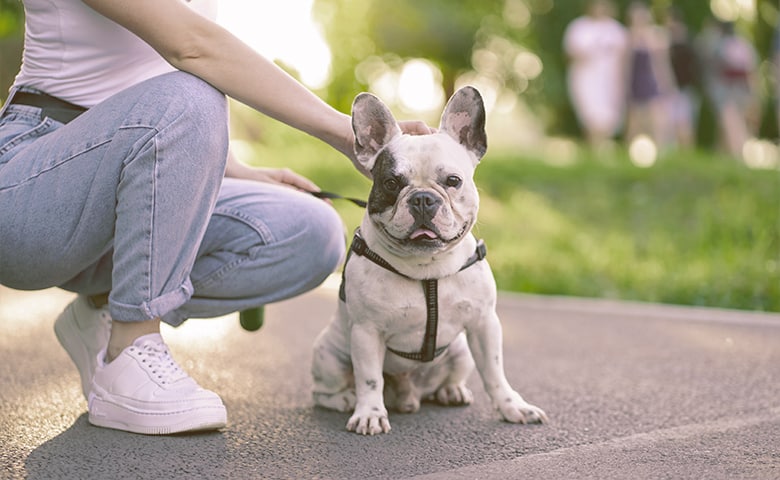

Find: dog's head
[351,86,487,256]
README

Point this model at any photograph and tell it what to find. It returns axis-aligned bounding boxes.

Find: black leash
[310,190,367,208]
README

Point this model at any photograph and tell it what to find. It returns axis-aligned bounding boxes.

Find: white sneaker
[88,333,227,435]
[54,296,112,400]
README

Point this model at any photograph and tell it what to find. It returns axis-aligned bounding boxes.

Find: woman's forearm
[82,0,355,160]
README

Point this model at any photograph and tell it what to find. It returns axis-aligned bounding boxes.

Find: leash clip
[351,233,368,256]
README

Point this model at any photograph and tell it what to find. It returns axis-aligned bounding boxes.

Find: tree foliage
[0,0,24,100]
[315,0,775,141]
[2,0,777,140]
[0,0,23,37]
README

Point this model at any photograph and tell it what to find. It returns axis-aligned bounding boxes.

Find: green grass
[236,117,780,313]
[474,149,780,312]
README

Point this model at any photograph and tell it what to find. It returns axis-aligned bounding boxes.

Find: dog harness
[339,229,487,362]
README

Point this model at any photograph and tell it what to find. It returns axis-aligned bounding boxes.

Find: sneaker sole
[53,304,93,399]
[88,395,227,435]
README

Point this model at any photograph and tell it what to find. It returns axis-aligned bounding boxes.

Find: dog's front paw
[498,392,548,425]
[434,383,474,406]
[346,405,391,435]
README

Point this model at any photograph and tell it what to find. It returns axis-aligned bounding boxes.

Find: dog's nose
[409,191,441,218]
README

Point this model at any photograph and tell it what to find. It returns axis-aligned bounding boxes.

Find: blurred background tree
[0,0,24,99]
[314,0,778,146]
[2,0,777,146]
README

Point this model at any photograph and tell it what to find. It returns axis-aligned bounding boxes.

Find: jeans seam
[189,208,274,290]
[212,207,276,248]
[0,139,111,193]
[147,134,159,313]
[191,255,250,291]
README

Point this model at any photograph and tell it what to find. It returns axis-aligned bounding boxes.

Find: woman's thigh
[0,72,228,292]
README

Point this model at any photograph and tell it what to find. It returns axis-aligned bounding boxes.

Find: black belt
[9,91,87,124]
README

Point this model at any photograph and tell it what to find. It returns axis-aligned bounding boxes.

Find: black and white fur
[311,86,547,435]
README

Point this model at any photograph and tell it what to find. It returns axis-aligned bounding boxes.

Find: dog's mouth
[409,227,439,241]
[386,220,471,249]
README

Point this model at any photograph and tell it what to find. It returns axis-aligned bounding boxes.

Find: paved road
[1,280,779,479]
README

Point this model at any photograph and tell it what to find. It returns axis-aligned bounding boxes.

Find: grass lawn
[475,149,780,312]
[235,116,780,313]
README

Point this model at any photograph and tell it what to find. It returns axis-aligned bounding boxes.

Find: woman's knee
[168,72,227,125]
[128,72,228,139]
[298,199,346,275]
[249,192,345,279]
[129,72,229,171]
[193,182,346,298]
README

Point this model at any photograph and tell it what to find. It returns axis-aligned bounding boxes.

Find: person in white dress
[564,0,629,148]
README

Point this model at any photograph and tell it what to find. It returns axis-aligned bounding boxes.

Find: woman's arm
[83,0,355,161]
[83,0,433,178]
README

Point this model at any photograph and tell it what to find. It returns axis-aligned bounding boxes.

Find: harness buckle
[351,234,367,256]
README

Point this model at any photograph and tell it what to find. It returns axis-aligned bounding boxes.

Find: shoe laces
[131,339,188,385]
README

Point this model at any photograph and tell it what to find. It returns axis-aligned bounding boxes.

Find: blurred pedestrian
[563,0,629,149]
[709,21,760,159]
[695,16,723,104]
[624,1,675,149]
[665,7,701,149]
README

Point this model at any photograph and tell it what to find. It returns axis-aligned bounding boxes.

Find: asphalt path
[1,280,778,479]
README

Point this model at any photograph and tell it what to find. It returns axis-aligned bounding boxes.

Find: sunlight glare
[217,0,331,88]
[503,0,531,29]
[398,59,444,113]
[710,0,755,21]
[742,138,780,169]
[514,51,543,80]
[628,135,657,168]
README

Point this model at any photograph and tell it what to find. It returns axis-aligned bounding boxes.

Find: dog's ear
[439,86,487,163]
[351,92,402,173]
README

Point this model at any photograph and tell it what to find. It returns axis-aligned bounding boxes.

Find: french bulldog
[311,86,547,435]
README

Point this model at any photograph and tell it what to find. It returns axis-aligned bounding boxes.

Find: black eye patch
[368,150,408,215]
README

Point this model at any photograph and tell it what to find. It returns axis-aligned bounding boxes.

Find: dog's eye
[383,178,400,192]
[445,175,462,188]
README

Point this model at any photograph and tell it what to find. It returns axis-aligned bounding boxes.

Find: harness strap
[340,230,487,362]
[387,279,442,362]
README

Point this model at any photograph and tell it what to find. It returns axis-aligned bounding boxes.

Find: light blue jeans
[0,72,345,326]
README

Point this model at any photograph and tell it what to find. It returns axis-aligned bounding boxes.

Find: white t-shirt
[13,0,217,108]
[563,15,629,135]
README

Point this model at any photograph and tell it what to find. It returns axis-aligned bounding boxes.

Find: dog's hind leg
[430,334,475,406]
[384,372,421,413]
[311,322,357,412]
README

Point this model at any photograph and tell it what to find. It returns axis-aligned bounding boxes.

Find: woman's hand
[225,149,320,193]
[399,120,437,136]
[241,167,320,192]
